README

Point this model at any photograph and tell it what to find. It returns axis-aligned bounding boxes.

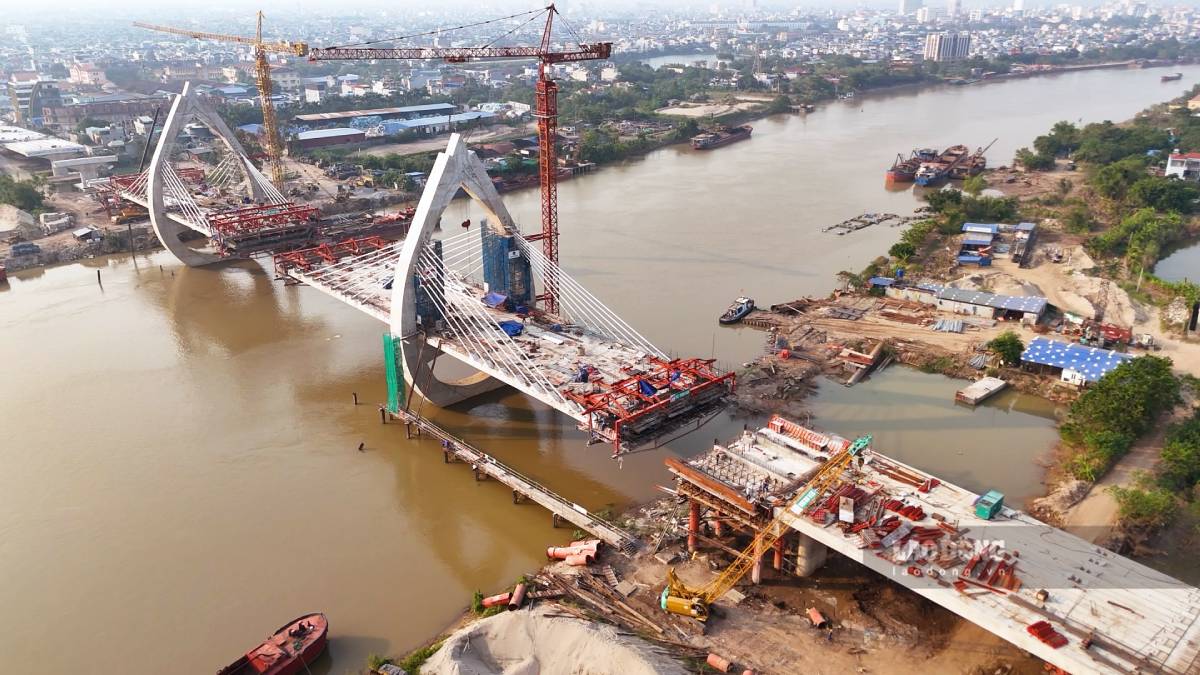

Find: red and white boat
[217,613,328,675]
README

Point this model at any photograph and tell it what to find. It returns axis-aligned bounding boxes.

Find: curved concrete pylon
[389,133,516,406]
[147,82,267,267]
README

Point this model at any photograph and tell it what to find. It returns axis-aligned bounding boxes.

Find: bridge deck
[669,420,1200,675]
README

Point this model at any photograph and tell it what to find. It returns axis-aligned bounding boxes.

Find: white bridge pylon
[115,81,292,266]
[282,134,730,451]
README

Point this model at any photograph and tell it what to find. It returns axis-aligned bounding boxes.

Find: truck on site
[660,434,872,623]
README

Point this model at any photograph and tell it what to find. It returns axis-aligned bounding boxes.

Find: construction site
[395,411,1200,675]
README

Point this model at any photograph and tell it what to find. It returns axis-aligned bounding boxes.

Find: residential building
[68,63,105,87]
[947,0,962,18]
[1187,94,1200,111]
[924,32,972,62]
[1165,152,1200,181]
[8,74,62,126]
[899,0,924,15]
[271,67,301,91]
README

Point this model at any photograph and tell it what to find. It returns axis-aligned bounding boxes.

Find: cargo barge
[914,144,970,186]
[1162,72,1183,82]
[691,125,752,150]
[886,148,938,183]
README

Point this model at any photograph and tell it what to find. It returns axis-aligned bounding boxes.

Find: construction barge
[691,125,752,150]
[666,414,1200,675]
[887,141,994,185]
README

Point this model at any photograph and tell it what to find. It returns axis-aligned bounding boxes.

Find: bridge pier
[793,533,828,577]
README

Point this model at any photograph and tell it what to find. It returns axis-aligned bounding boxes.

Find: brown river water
[5,65,1199,673]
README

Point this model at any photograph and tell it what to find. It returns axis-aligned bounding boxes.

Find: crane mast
[133,15,307,187]
[307,5,611,316]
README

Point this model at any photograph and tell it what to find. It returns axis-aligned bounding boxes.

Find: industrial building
[294,103,458,126]
[874,279,1048,323]
[378,111,496,136]
[290,127,367,150]
[1020,336,1133,385]
[41,94,166,132]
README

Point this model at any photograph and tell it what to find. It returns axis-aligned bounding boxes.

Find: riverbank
[382,502,1043,675]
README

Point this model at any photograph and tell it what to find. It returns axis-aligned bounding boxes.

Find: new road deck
[390,409,641,555]
[672,423,1200,675]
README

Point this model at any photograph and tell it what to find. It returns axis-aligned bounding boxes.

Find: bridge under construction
[668,415,1200,675]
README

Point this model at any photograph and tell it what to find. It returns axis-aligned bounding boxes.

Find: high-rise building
[899,0,924,16]
[923,32,972,62]
[1012,0,1024,11]
[947,0,961,17]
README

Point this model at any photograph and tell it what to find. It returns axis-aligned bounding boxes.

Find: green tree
[888,241,916,260]
[1109,480,1177,528]
[962,174,987,195]
[1015,147,1054,170]
[1091,156,1148,201]
[1159,412,1200,490]
[1061,356,1180,480]
[986,331,1025,366]
[1128,176,1199,213]
[0,175,44,212]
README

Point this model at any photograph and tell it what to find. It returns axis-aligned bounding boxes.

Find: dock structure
[955,376,1007,405]
[668,415,1200,675]
[391,409,641,555]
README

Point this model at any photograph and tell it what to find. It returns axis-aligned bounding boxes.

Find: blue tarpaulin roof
[1020,337,1133,382]
[868,276,895,287]
[497,320,524,337]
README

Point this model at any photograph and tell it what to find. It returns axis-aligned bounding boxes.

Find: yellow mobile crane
[662,434,872,622]
[134,14,309,186]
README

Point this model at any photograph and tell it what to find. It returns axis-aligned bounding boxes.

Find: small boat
[1162,72,1183,82]
[719,297,755,325]
[218,613,328,675]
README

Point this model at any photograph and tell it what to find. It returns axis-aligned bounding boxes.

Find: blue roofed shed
[1021,337,1133,385]
[962,222,1000,235]
[868,276,895,287]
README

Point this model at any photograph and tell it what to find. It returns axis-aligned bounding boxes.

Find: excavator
[661,434,872,622]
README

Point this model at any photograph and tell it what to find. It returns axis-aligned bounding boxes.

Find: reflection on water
[810,366,1060,504]
[1154,240,1199,284]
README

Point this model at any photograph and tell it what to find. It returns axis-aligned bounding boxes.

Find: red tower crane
[307,5,611,315]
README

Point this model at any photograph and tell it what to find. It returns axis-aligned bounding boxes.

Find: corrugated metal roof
[1021,337,1133,382]
[938,287,1047,314]
[963,234,995,246]
[1015,222,1037,231]
[294,103,456,122]
[962,222,1000,234]
[868,276,895,286]
[295,128,365,140]
[393,111,496,128]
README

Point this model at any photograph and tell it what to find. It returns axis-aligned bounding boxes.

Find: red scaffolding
[273,236,391,281]
[564,357,735,455]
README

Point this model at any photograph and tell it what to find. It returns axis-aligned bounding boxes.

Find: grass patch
[918,356,956,374]
[471,590,506,617]
[398,640,445,675]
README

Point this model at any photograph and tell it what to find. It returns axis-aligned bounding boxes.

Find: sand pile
[422,606,688,675]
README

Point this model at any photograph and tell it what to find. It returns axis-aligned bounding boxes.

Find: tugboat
[218,613,328,675]
[1162,72,1183,82]
[719,297,755,324]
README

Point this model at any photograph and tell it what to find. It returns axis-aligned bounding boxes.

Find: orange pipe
[706,653,732,673]
[565,553,594,566]
[481,593,511,608]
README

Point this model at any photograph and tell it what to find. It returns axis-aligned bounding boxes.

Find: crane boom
[305,4,610,315]
[307,44,609,63]
[134,14,302,186]
[132,21,308,56]
[662,434,872,622]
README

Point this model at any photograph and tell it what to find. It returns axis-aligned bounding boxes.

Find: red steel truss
[208,202,319,238]
[273,236,391,280]
[564,357,736,455]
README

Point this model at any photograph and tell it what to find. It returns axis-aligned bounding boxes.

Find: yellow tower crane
[662,434,872,622]
[133,14,309,186]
